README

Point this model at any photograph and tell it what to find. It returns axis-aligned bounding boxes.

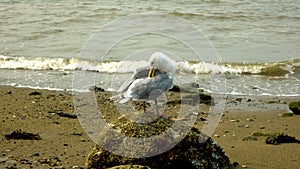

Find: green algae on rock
[79,86,229,168]
[260,65,290,76]
[169,84,213,105]
[85,118,232,169]
[266,133,300,145]
[108,165,151,169]
[5,129,41,140]
[289,101,300,115]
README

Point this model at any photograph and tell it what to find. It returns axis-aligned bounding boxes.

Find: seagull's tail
[110,94,130,104]
[109,94,122,101]
[119,98,130,104]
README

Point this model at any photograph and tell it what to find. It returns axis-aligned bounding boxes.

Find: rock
[20,158,32,165]
[169,83,200,93]
[169,85,192,93]
[169,85,182,92]
[70,132,83,136]
[241,164,248,168]
[29,91,41,96]
[294,66,300,74]
[289,101,300,115]
[235,98,242,102]
[0,157,8,163]
[5,91,12,95]
[251,132,271,137]
[213,134,220,138]
[58,100,74,108]
[242,136,258,141]
[89,86,106,92]
[167,91,212,105]
[243,124,250,128]
[246,118,255,121]
[56,111,77,119]
[266,133,299,145]
[108,165,151,169]
[85,118,233,169]
[281,112,294,117]
[5,129,41,140]
[38,156,61,167]
[260,65,289,76]
[49,110,77,119]
[232,162,239,167]
[199,92,213,105]
[5,160,17,168]
[187,83,200,88]
[32,152,40,156]
[169,84,212,104]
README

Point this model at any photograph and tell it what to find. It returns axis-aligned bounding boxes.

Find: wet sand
[0,86,299,169]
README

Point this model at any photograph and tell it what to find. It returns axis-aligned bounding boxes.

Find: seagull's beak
[148,67,155,77]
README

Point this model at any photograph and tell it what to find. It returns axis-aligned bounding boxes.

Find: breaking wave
[0,55,299,76]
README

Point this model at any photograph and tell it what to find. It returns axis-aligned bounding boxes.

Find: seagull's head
[149,52,176,76]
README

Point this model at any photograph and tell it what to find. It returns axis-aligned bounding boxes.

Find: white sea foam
[1,55,299,76]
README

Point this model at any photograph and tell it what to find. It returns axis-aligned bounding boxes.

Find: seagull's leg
[143,101,153,114]
[155,99,169,119]
[155,99,159,115]
[143,101,147,113]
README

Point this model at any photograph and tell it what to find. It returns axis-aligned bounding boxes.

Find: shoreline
[0,85,299,169]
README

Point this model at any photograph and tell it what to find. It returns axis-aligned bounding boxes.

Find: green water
[0,0,299,63]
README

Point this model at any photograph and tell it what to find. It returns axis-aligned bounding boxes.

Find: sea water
[0,0,299,96]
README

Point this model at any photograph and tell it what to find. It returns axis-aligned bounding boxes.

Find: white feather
[149,52,176,76]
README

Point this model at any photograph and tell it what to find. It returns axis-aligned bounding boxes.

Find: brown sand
[0,86,299,169]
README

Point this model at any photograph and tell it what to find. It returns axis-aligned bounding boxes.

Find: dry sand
[0,86,299,169]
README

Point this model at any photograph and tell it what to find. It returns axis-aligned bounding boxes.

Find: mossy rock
[289,101,300,115]
[251,132,271,137]
[85,118,233,169]
[260,65,289,76]
[5,129,41,140]
[199,92,213,105]
[108,165,151,169]
[242,135,258,141]
[293,66,300,74]
[169,85,212,105]
[281,112,294,117]
[266,133,299,145]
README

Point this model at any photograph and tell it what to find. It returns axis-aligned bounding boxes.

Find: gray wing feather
[129,73,173,100]
[115,66,173,102]
[117,66,150,93]
[117,78,135,93]
[133,66,150,79]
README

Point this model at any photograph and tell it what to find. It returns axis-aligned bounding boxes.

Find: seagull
[112,52,176,118]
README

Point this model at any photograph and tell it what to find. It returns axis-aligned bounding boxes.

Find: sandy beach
[0,86,299,169]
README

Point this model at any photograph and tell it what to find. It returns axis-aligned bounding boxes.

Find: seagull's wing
[123,78,151,99]
[134,66,151,79]
[146,74,174,100]
[117,66,150,93]
[125,73,173,100]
